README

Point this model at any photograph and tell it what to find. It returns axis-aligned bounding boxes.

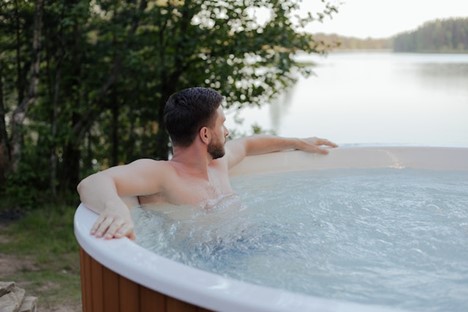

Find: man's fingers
[303,137,338,152]
[316,138,338,148]
[91,216,114,237]
[91,215,131,239]
[90,204,134,240]
[105,219,126,239]
[128,231,137,240]
[113,223,136,240]
[324,140,338,148]
[90,216,102,235]
[314,146,329,155]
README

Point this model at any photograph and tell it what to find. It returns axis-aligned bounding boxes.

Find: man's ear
[199,127,211,145]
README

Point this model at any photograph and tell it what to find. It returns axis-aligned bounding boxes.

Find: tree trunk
[9,0,44,172]
[111,90,119,166]
[60,141,81,192]
[60,111,81,191]
[49,64,61,196]
[14,0,25,106]
[0,63,11,188]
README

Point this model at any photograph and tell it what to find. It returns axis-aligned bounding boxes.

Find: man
[77,87,337,240]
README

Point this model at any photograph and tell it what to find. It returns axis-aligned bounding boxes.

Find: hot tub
[74,146,468,312]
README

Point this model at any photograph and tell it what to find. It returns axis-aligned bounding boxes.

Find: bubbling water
[133,168,468,312]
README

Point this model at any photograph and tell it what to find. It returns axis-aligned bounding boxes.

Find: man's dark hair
[164,87,224,147]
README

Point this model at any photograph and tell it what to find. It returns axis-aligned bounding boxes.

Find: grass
[1,203,82,310]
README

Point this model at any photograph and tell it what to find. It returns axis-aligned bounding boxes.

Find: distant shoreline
[326,49,467,54]
[314,17,468,54]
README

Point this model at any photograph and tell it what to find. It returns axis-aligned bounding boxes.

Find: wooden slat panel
[78,249,86,311]
[90,255,104,312]
[119,275,139,312]
[102,265,120,312]
[80,248,213,312]
[140,285,165,311]
[166,296,199,312]
[80,248,93,312]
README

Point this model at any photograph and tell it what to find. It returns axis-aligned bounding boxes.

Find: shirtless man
[77,87,337,240]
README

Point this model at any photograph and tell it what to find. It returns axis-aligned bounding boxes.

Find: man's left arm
[225,135,337,169]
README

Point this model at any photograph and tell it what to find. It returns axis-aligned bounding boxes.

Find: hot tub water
[133,168,468,312]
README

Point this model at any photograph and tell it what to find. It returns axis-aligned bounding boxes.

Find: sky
[303,0,468,38]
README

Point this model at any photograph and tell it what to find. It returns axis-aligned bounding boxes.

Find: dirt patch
[0,225,81,312]
[0,226,35,275]
[45,305,82,312]
[0,225,37,276]
[0,254,38,276]
[0,254,81,312]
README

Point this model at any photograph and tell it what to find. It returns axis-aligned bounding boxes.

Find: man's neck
[170,144,213,179]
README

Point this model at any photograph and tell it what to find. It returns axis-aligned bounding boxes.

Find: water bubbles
[135,168,468,312]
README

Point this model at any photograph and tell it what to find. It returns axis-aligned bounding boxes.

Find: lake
[226,52,468,147]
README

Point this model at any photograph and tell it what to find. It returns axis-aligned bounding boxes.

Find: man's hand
[298,137,338,154]
[90,204,136,240]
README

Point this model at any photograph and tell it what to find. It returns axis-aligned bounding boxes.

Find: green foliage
[2,203,79,256]
[2,137,50,209]
[393,18,468,53]
[3,169,47,211]
[0,0,339,208]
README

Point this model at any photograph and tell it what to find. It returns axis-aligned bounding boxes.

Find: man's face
[208,106,229,159]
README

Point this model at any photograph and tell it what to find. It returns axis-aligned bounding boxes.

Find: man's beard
[208,140,225,159]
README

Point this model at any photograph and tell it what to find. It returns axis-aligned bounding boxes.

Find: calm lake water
[227,52,468,147]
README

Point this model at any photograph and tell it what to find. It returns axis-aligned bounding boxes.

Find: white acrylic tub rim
[74,146,468,312]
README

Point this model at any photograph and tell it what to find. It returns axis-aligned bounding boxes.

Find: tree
[9,0,44,172]
[393,18,468,53]
[0,0,339,203]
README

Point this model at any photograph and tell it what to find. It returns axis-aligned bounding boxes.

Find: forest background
[1,0,339,211]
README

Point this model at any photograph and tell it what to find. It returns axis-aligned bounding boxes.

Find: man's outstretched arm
[225,135,337,169]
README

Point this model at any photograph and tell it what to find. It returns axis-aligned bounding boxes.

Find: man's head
[164,87,227,158]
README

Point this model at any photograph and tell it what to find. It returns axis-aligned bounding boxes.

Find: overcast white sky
[303,0,468,38]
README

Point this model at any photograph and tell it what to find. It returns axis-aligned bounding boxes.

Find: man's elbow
[77,175,95,197]
[76,179,84,195]
[76,178,87,200]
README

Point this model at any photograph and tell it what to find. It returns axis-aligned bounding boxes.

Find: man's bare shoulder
[127,158,174,173]
[102,158,174,179]
[130,158,169,166]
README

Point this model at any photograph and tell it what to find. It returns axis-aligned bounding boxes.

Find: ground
[0,223,82,312]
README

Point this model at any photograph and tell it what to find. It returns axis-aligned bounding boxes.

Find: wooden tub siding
[79,248,212,312]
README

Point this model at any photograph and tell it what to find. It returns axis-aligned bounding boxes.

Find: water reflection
[228,52,468,147]
[411,62,468,95]
[269,84,295,133]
